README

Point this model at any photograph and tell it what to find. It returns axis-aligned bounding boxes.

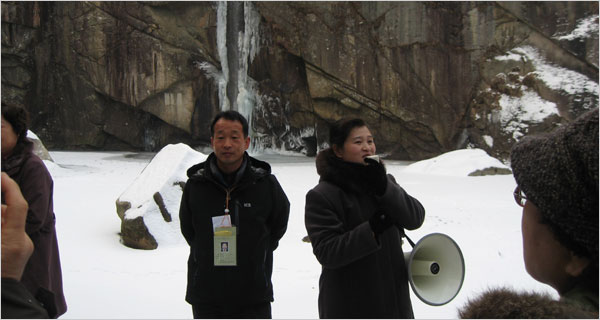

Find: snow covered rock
[116,143,207,250]
[27,130,53,162]
[403,149,511,177]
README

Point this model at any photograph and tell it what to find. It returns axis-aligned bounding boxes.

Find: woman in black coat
[305,118,425,318]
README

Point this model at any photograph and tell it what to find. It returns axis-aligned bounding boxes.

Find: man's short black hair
[210,110,249,137]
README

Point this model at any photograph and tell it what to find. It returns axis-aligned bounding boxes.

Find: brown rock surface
[1,1,597,161]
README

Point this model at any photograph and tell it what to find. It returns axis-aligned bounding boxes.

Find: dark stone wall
[1,1,597,160]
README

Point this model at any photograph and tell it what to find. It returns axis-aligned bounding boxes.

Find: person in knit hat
[512,108,598,271]
[459,108,598,318]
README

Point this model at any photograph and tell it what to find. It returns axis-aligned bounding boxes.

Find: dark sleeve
[1,278,49,319]
[305,188,380,269]
[179,181,194,246]
[19,158,54,236]
[268,175,290,250]
[377,174,425,230]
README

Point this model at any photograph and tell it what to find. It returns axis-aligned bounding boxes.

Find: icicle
[237,2,260,143]
[216,1,229,111]
[236,2,260,136]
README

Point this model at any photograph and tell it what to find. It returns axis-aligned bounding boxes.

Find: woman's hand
[369,210,394,235]
[363,157,387,196]
[1,172,33,281]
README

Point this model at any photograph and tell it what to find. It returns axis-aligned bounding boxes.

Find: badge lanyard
[213,187,237,266]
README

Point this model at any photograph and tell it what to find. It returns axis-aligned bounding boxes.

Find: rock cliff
[2,1,597,160]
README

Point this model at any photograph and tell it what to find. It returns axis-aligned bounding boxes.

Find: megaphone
[404,233,465,306]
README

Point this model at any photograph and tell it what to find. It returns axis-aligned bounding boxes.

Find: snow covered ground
[44,150,556,319]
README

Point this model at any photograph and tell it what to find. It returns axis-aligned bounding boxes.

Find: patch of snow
[482,135,494,147]
[403,149,509,177]
[554,15,599,41]
[490,44,599,140]
[42,160,63,173]
[498,90,558,123]
[511,46,599,95]
[495,89,558,140]
[27,130,40,140]
[494,52,523,61]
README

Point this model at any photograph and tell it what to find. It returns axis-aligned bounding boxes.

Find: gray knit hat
[510,108,599,266]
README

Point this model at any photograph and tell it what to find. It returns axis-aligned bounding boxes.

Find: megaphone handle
[405,234,416,248]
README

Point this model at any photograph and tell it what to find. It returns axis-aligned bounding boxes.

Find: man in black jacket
[179,111,290,318]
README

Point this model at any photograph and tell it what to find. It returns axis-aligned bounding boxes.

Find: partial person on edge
[1,105,67,318]
[459,108,599,318]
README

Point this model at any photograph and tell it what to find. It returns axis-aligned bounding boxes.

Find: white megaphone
[403,233,465,306]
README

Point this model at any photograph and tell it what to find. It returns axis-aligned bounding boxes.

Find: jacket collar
[187,152,271,187]
[208,153,248,187]
[1,139,34,176]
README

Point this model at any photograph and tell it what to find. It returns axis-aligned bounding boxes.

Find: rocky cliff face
[2,1,597,160]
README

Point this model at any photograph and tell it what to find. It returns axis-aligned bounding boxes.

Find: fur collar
[458,287,598,318]
[315,148,382,195]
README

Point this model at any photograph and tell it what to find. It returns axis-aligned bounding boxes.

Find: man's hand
[1,172,33,280]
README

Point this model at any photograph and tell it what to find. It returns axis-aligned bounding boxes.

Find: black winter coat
[179,152,290,307]
[2,141,67,318]
[305,149,425,318]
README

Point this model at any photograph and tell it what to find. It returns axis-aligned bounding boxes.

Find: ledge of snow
[403,149,511,177]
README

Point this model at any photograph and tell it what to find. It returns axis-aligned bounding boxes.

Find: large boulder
[116,143,206,250]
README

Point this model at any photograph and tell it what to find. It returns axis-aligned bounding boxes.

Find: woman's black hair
[1,104,30,145]
[329,118,367,148]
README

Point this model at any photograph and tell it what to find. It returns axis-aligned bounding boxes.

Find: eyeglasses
[513,186,527,207]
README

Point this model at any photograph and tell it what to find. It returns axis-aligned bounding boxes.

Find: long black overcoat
[305,149,425,318]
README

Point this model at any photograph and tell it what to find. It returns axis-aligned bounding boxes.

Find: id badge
[212,215,232,232]
[214,227,237,266]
